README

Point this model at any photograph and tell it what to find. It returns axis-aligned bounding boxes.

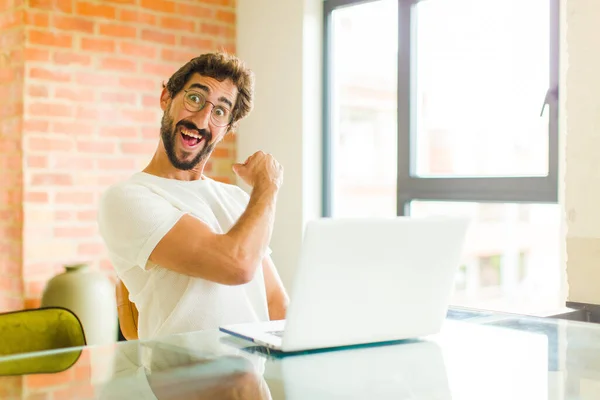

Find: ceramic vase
[41,264,118,345]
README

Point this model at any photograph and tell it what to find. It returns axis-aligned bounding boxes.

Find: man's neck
[143,151,207,181]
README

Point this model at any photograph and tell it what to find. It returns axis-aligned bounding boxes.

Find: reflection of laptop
[220,216,469,353]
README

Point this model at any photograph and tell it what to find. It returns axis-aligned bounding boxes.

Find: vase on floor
[41,263,118,345]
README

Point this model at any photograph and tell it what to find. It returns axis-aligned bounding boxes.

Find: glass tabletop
[0,307,597,399]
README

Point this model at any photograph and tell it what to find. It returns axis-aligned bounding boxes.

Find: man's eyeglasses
[182,90,233,127]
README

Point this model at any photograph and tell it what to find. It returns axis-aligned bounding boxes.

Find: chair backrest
[116,280,139,341]
[0,307,86,375]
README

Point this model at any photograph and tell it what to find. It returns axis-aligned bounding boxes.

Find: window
[323,0,560,314]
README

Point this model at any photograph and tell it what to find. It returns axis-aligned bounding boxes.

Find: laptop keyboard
[267,330,284,338]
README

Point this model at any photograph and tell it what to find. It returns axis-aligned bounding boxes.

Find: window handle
[540,87,558,117]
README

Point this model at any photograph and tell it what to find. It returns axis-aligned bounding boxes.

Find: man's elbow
[223,256,257,286]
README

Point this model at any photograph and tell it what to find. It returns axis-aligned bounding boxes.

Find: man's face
[160,73,238,171]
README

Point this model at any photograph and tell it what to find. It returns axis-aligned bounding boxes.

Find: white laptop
[219,216,469,353]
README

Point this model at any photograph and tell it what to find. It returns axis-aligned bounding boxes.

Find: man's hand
[232,151,283,190]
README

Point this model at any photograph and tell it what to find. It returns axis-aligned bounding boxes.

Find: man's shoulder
[100,173,157,207]
[209,178,250,202]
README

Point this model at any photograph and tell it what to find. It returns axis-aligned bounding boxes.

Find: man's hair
[163,52,254,129]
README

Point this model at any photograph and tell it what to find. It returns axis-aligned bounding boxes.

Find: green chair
[0,307,86,375]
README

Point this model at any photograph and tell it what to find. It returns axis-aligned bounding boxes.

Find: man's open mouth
[179,125,203,147]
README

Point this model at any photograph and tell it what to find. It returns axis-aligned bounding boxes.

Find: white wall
[237,0,322,291]
[563,0,600,305]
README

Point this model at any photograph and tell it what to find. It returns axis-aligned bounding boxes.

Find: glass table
[0,307,597,399]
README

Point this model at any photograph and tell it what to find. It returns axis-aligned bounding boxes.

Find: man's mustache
[176,121,212,142]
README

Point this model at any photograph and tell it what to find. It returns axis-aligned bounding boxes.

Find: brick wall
[0,0,25,313]
[15,0,237,309]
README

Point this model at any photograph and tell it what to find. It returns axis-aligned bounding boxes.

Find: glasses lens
[184,91,204,111]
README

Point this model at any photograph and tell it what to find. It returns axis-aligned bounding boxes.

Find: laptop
[219,216,469,353]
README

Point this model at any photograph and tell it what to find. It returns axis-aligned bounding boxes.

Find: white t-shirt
[98,172,270,339]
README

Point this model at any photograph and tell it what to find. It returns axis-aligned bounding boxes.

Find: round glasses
[182,90,233,127]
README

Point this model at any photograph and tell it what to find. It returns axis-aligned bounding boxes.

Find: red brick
[25,368,74,388]
[121,140,157,154]
[141,29,175,45]
[26,136,72,152]
[120,108,158,124]
[29,0,73,13]
[74,72,120,87]
[80,37,115,53]
[31,173,72,186]
[8,48,24,64]
[0,117,22,137]
[0,67,16,84]
[100,57,137,72]
[23,120,49,133]
[54,226,96,238]
[212,147,230,158]
[100,126,138,138]
[53,156,94,169]
[100,92,136,105]
[77,210,97,221]
[161,49,197,63]
[29,67,71,82]
[76,141,115,153]
[217,42,236,54]
[99,23,137,38]
[0,155,21,170]
[0,9,23,30]
[24,191,49,202]
[212,176,231,184]
[27,155,48,168]
[27,84,49,97]
[75,106,115,120]
[118,9,156,25]
[0,103,22,119]
[142,94,156,107]
[24,48,51,62]
[24,298,41,309]
[119,42,156,59]
[175,4,213,18]
[51,121,95,136]
[120,76,157,92]
[28,30,72,48]
[26,11,50,28]
[98,157,136,169]
[78,242,105,256]
[55,191,94,204]
[28,103,72,118]
[55,87,96,102]
[142,62,176,78]
[53,15,95,33]
[26,280,46,298]
[215,10,235,24]
[55,211,74,220]
[141,0,175,13]
[160,16,195,33]
[76,2,116,19]
[53,51,92,65]
[23,262,56,276]
[180,37,213,50]
[200,23,234,37]
[142,127,158,139]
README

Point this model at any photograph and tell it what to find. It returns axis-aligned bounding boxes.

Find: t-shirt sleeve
[98,183,186,270]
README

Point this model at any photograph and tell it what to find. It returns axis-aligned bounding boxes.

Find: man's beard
[160,111,214,171]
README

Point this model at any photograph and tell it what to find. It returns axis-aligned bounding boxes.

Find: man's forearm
[226,183,278,272]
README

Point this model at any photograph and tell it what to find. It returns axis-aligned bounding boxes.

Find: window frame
[322,0,560,217]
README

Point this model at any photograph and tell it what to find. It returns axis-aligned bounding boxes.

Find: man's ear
[160,87,171,111]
